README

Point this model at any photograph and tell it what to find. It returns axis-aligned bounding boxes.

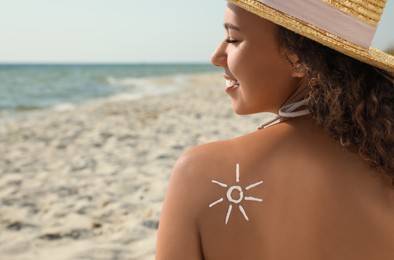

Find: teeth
[226,79,239,87]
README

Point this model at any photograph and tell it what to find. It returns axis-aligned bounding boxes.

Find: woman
[157,0,394,259]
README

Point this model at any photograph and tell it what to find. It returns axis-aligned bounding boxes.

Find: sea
[0,63,220,118]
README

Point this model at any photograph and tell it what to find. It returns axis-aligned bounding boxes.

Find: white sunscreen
[209,163,263,225]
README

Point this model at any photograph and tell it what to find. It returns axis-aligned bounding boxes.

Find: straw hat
[228,0,394,72]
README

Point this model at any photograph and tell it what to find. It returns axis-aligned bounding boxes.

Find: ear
[288,54,306,78]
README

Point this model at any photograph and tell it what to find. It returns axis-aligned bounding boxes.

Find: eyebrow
[224,23,240,31]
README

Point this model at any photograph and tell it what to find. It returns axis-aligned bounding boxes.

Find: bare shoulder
[162,127,299,259]
[156,140,236,260]
[173,140,236,178]
[156,134,273,259]
[168,121,300,190]
[165,140,241,216]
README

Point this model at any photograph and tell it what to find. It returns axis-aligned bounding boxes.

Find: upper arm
[156,149,205,260]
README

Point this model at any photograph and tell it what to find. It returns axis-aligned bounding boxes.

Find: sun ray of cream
[209,198,224,208]
[239,205,249,221]
[225,204,233,225]
[236,163,240,183]
[210,163,263,225]
[245,181,263,190]
[245,196,263,202]
[212,180,228,188]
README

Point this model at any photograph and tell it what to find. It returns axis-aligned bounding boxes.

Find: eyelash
[226,39,239,44]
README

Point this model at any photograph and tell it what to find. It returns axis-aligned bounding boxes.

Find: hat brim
[228,0,394,72]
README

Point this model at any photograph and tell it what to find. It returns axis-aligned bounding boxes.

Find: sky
[0,0,393,63]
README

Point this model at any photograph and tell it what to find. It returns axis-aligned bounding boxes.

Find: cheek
[230,47,276,81]
[227,50,258,87]
[244,48,294,88]
[234,57,299,113]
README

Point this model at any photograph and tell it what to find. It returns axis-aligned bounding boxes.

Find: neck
[282,77,309,107]
[258,97,310,130]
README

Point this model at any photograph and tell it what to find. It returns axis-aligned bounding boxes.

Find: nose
[211,40,227,67]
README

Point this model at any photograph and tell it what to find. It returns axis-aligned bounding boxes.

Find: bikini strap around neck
[257,99,310,130]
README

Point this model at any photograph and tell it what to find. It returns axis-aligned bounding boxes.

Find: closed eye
[226,39,239,44]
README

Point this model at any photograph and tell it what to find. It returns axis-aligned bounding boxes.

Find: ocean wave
[105,76,139,87]
[0,66,218,119]
[51,103,76,112]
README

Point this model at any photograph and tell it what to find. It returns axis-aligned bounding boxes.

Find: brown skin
[209,4,304,114]
[156,4,394,260]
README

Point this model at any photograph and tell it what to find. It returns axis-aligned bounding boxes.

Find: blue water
[0,64,219,116]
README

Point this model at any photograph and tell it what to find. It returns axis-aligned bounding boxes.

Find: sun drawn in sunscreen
[209,163,263,225]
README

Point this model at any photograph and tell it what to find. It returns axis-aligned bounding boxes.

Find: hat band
[257,0,376,48]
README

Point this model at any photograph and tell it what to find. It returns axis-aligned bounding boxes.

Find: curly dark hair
[276,27,394,179]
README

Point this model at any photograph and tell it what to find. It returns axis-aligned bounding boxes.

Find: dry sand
[0,72,268,259]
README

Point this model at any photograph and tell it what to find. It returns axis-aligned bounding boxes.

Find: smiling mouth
[225,79,240,90]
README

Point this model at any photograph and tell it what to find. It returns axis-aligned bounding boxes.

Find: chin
[232,106,256,115]
[233,110,249,115]
[232,104,271,115]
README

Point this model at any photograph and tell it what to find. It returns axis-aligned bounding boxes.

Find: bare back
[157,116,394,259]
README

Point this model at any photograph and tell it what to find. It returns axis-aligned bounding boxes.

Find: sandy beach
[0,72,268,259]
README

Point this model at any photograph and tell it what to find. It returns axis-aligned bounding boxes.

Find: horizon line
[0,61,214,65]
